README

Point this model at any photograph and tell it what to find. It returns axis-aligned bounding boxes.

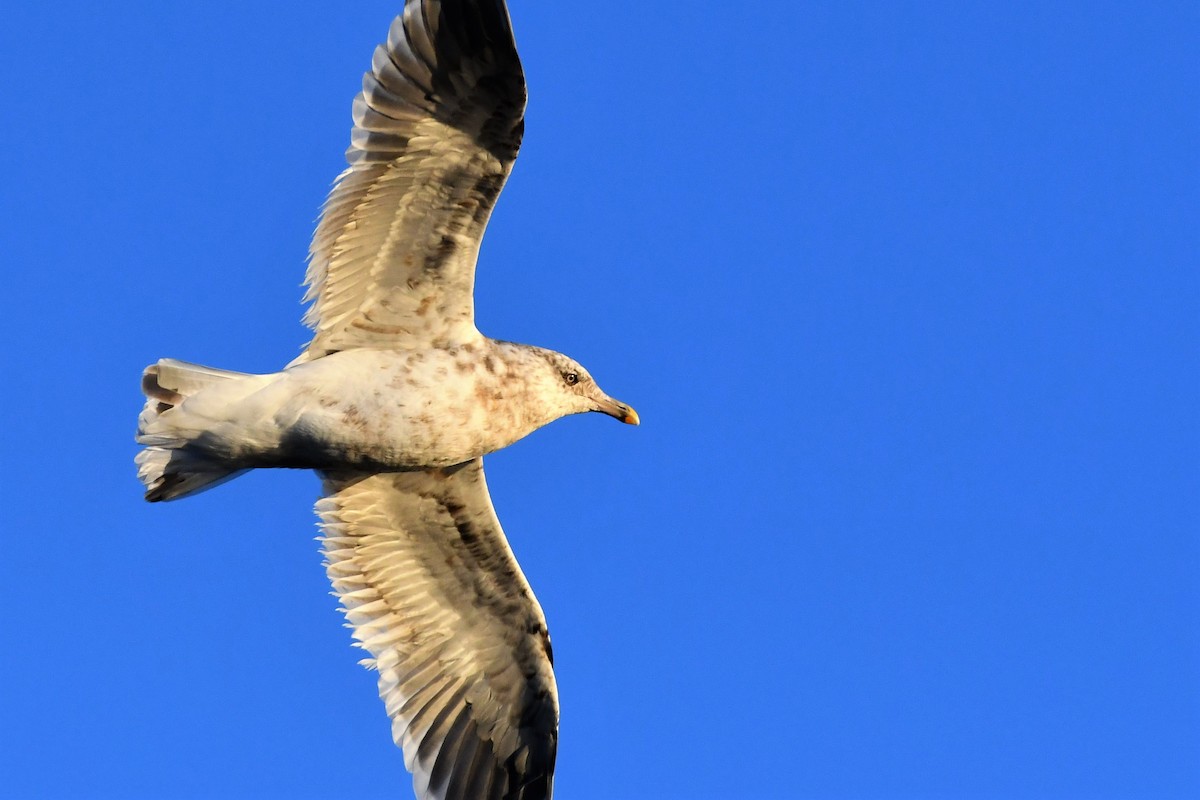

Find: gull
[134,2,637,798]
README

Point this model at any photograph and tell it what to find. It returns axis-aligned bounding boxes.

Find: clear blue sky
[1,2,1196,798]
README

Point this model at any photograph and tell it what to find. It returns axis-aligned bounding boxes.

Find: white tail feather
[136,359,249,502]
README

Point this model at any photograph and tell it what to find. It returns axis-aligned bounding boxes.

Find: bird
[133,2,637,798]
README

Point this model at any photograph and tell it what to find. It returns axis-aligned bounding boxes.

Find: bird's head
[536,349,639,426]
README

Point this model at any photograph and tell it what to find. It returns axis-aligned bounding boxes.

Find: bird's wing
[317,459,557,800]
[297,0,526,361]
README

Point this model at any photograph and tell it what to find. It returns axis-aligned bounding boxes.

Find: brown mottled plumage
[133,3,637,799]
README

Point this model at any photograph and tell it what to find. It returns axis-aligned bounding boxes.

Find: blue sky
[1,1,1196,798]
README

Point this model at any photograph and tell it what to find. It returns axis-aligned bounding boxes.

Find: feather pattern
[318,459,557,800]
[298,0,526,361]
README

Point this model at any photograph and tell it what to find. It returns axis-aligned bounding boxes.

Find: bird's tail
[135,359,250,502]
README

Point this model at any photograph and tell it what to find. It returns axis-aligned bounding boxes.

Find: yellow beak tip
[623,409,640,426]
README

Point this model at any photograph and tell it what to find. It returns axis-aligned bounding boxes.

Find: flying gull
[134,2,637,798]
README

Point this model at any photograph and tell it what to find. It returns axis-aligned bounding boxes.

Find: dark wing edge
[348,0,525,167]
[298,0,527,360]
[318,460,557,800]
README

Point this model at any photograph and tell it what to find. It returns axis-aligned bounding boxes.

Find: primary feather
[297,0,526,361]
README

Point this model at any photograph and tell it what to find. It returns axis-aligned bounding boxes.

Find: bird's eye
[564,372,579,386]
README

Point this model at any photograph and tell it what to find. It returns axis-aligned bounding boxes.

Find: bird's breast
[272,346,542,470]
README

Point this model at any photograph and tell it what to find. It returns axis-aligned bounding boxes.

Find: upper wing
[318,460,557,800]
[298,0,526,361]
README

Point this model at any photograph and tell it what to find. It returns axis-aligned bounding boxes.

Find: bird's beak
[593,395,640,426]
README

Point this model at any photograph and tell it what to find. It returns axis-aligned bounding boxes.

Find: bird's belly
[248,348,531,471]
[285,400,502,470]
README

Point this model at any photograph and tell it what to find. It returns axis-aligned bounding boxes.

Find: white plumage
[134,3,637,799]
